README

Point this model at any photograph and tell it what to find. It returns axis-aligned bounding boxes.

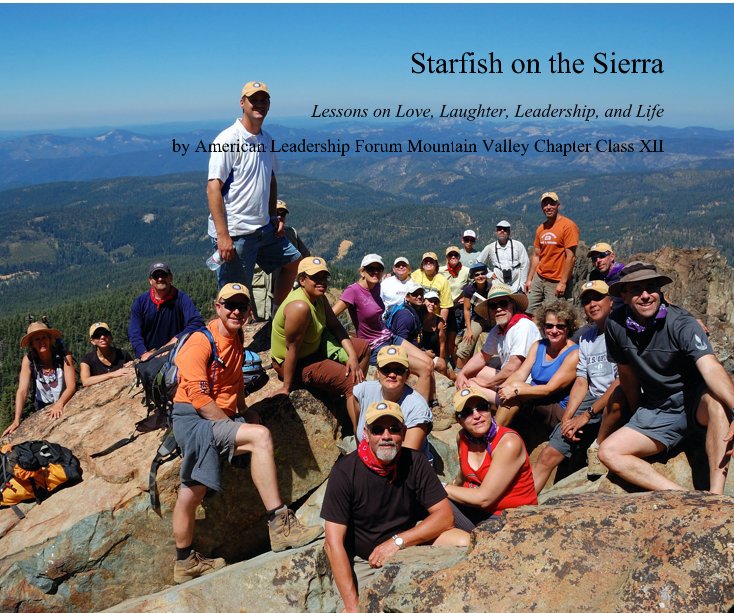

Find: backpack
[384,303,406,329]
[243,349,268,396]
[1,440,83,519]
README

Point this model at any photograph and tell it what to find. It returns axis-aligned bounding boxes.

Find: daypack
[1,440,82,518]
[243,349,268,396]
[384,303,406,329]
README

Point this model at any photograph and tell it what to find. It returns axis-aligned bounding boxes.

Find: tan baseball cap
[579,280,610,297]
[89,322,111,338]
[217,283,250,302]
[421,252,438,262]
[588,242,613,255]
[241,81,270,98]
[376,345,409,369]
[453,386,491,414]
[445,246,461,257]
[298,256,329,276]
[541,191,560,203]
[365,400,405,425]
[276,199,288,213]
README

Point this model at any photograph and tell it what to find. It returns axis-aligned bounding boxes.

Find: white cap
[463,229,477,239]
[404,280,424,295]
[424,290,440,301]
[496,220,511,229]
[360,254,384,268]
[393,256,410,267]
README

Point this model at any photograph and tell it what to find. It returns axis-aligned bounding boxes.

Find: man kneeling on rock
[171,283,322,584]
[598,262,734,494]
[321,401,468,611]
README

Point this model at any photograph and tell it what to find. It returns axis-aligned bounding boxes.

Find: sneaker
[268,508,324,553]
[173,551,226,584]
[586,441,607,478]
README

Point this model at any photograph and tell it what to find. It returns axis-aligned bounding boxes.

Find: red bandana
[498,312,531,335]
[446,262,462,278]
[357,438,399,482]
[149,286,178,310]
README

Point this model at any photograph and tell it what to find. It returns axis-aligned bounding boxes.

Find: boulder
[104,491,734,612]
[0,375,339,612]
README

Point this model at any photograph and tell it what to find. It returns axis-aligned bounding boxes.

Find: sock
[176,546,193,561]
[266,504,287,522]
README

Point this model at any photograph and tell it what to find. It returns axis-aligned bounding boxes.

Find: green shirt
[271,287,326,362]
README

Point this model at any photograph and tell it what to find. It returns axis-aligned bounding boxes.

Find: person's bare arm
[525,251,539,293]
[325,301,364,386]
[48,355,78,419]
[324,521,359,613]
[272,301,310,396]
[3,356,32,437]
[207,178,234,261]
[555,246,577,297]
[403,424,430,451]
[696,354,734,444]
[499,348,578,403]
[80,361,134,387]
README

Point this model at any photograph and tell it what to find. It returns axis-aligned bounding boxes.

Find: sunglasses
[369,424,403,435]
[472,271,488,278]
[581,292,606,305]
[92,330,110,340]
[379,365,408,376]
[463,237,476,242]
[590,252,611,262]
[365,266,384,274]
[544,322,568,331]
[307,273,330,283]
[221,300,249,312]
[394,263,408,268]
[496,227,509,232]
[487,299,510,310]
[457,403,491,419]
[150,272,169,280]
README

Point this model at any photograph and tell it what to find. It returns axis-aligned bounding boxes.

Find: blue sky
[1,3,733,131]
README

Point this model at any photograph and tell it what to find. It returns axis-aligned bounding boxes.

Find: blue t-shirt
[530,339,578,409]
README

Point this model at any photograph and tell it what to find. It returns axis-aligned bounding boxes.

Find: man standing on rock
[321,401,468,610]
[524,192,579,315]
[598,262,734,494]
[207,81,301,314]
[479,220,529,293]
[171,283,322,584]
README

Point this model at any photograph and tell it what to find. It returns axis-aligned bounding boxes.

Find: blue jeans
[212,223,300,289]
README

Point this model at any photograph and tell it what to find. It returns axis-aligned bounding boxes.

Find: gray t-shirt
[353,381,432,457]
[577,325,618,399]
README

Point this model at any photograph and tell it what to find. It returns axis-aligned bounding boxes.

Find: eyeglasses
[581,292,606,305]
[220,300,249,312]
[590,252,611,262]
[487,299,510,310]
[379,365,408,376]
[544,322,568,331]
[369,424,403,435]
[365,266,384,274]
[150,272,169,280]
[91,330,110,340]
[457,404,491,419]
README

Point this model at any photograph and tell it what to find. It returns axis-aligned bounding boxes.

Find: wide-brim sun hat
[608,261,672,297]
[474,282,528,321]
[20,322,62,348]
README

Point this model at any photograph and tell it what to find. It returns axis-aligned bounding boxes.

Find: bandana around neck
[498,312,531,336]
[446,262,462,277]
[463,416,499,455]
[625,302,667,333]
[150,286,177,310]
[357,437,399,482]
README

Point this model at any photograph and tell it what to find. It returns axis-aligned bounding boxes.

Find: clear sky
[1,3,732,131]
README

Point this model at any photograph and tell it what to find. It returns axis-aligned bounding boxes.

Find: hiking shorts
[625,388,704,450]
[212,223,301,289]
[548,395,602,458]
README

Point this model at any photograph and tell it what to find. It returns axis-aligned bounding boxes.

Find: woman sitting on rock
[496,299,580,428]
[80,322,134,387]
[333,254,434,403]
[2,322,77,437]
[445,387,537,530]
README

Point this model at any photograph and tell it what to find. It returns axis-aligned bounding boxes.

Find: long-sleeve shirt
[128,288,205,358]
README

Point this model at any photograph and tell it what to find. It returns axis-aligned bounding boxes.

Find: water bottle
[206,250,222,271]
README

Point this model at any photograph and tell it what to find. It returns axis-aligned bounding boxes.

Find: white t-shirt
[207,119,278,237]
[380,276,412,311]
[482,317,541,367]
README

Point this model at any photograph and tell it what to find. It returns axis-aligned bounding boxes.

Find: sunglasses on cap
[220,300,249,312]
[369,424,403,435]
[487,299,511,310]
[379,364,408,376]
[457,402,491,419]
[544,322,568,331]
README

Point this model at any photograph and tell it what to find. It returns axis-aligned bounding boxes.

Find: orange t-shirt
[533,214,579,282]
[173,320,243,416]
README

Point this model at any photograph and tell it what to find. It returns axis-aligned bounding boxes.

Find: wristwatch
[586,406,596,418]
[392,535,405,549]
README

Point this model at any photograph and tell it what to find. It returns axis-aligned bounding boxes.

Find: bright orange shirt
[533,214,579,282]
[173,320,243,416]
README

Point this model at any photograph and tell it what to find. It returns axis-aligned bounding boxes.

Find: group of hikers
[4,79,734,610]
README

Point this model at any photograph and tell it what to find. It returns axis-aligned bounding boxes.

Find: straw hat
[20,322,62,348]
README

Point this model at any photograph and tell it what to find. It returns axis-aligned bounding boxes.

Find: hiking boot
[586,441,607,478]
[268,508,324,553]
[173,551,226,584]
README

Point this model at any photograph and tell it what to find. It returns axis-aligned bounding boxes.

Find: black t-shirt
[605,303,713,407]
[320,449,447,560]
[81,348,132,377]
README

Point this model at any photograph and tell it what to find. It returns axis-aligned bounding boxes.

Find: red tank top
[458,427,538,514]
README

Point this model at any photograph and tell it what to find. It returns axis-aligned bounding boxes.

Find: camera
[501,269,513,284]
